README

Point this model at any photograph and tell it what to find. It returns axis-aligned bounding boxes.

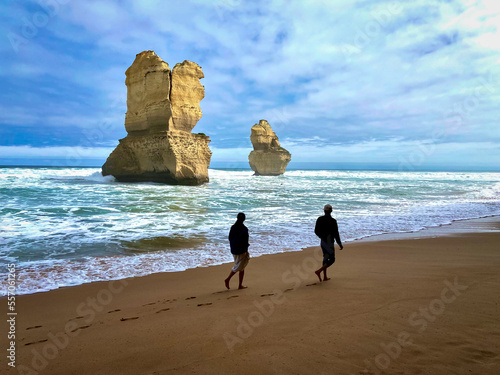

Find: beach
[4,217,500,375]
[3,1,500,374]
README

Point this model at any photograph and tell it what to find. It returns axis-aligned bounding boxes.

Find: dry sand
[3,218,500,375]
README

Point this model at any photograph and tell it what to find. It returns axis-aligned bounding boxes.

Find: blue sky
[1,0,499,170]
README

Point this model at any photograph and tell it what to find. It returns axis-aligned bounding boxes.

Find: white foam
[1,168,499,295]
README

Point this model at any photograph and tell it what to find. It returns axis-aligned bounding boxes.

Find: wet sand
[3,218,500,374]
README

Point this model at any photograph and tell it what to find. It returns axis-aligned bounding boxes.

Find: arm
[243,227,249,249]
[314,217,322,239]
[333,220,343,249]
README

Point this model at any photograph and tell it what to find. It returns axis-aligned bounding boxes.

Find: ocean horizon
[1,161,499,172]
[1,166,499,295]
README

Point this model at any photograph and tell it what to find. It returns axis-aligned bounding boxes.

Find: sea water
[1,167,499,295]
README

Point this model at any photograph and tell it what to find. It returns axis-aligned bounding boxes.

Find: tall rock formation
[248,120,291,176]
[170,61,205,132]
[102,51,211,185]
[124,50,173,134]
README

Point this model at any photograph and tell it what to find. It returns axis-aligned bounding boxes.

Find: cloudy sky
[1,0,499,170]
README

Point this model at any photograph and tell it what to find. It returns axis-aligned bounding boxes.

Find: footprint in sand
[68,316,85,321]
[25,339,48,346]
[26,325,42,330]
[107,309,121,313]
[155,308,170,313]
[120,317,139,321]
[185,296,197,300]
[227,295,239,299]
[197,303,212,307]
[142,302,156,306]
[306,283,318,286]
[445,341,468,347]
[465,347,497,361]
[70,325,90,333]
[284,288,294,292]
[260,293,275,297]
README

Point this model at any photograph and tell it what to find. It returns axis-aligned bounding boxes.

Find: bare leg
[314,269,322,282]
[238,270,247,289]
[323,268,330,281]
[225,270,236,289]
[315,264,327,282]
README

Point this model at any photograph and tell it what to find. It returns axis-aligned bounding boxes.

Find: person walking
[225,212,250,290]
[314,204,343,282]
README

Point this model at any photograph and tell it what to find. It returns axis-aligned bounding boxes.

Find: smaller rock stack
[248,120,291,176]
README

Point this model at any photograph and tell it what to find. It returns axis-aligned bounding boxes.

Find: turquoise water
[1,167,499,295]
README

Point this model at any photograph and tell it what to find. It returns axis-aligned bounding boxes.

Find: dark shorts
[320,240,335,267]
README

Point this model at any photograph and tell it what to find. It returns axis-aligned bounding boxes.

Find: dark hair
[236,212,246,222]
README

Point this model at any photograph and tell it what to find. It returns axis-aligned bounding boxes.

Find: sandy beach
[4,218,500,375]
[3,1,500,374]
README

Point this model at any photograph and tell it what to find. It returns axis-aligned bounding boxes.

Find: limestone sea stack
[102,51,211,185]
[248,120,291,176]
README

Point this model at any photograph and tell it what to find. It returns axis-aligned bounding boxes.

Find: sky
[0,0,499,170]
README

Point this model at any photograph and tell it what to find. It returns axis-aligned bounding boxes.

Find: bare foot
[238,285,247,289]
[323,277,331,281]
[225,279,230,290]
[315,270,322,282]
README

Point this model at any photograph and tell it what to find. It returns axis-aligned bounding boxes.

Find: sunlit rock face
[102,51,211,185]
[124,50,173,135]
[170,60,205,133]
[248,120,291,176]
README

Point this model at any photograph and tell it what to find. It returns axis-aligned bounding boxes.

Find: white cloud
[284,139,500,167]
[0,146,113,159]
[0,105,39,126]
[210,146,252,162]
[1,0,499,167]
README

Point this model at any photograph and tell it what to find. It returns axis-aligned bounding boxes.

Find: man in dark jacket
[225,212,250,289]
[314,204,343,282]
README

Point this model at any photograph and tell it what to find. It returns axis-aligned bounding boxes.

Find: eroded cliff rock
[171,61,205,132]
[102,51,211,185]
[124,50,173,134]
[248,120,291,176]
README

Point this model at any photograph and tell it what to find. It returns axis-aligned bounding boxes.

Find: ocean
[1,167,499,295]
